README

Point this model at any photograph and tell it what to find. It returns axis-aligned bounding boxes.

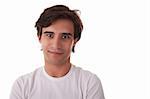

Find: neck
[44,60,71,78]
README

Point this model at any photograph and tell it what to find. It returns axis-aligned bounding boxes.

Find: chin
[46,57,67,64]
[49,61,66,66]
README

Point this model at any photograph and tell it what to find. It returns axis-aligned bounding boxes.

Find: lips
[47,50,63,54]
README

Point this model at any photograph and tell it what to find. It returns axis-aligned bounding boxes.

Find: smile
[47,50,63,55]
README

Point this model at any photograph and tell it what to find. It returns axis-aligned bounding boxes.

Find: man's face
[39,19,76,66]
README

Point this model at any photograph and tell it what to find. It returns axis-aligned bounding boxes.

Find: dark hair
[35,5,83,52]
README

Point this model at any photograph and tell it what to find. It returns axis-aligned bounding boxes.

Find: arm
[9,78,24,99]
[86,75,105,99]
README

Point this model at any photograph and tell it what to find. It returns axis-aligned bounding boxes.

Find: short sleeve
[9,77,24,99]
[86,75,105,99]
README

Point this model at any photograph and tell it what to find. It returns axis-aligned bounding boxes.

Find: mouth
[47,50,63,55]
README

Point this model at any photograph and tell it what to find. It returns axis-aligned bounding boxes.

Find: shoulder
[73,65,99,80]
[72,65,102,86]
[72,65,105,98]
[10,67,43,98]
[13,67,43,86]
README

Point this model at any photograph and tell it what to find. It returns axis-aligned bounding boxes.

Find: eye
[62,34,71,39]
[46,33,54,38]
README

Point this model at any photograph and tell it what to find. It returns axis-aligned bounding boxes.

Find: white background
[0,0,149,99]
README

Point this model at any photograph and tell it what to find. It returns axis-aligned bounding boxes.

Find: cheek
[64,42,74,51]
[40,40,49,49]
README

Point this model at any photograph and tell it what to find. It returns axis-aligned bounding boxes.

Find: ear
[73,38,78,46]
[38,35,41,43]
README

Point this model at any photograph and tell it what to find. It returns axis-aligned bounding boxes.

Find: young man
[10,5,105,99]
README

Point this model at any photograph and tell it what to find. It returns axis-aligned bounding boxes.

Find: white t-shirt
[10,65,105,99]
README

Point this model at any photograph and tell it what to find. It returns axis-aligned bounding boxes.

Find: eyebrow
[43,31,73,36]
[43,31,54,34]
[62,33,73,36]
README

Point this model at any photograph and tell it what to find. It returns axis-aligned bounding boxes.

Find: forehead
[42,19,74,34]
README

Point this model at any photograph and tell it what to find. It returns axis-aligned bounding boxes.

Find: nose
[51,36,62,49]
